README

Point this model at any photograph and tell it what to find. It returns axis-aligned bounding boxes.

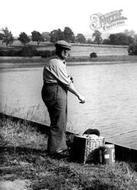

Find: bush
[0,49,7,56]
[0,48,21,56]
[38,50,55,58]
[90,52,97,58]
[0,46,38,57]
[0,46,55,57]
[19,45,38,57]
[128,44,137,55]
[7,49,21,56]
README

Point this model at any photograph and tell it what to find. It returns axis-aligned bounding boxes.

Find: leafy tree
[0,33,4,40]
[75,33,86,43]
[57,29,65,40]
[109,33,134,45]
[63,27,75,42]
[41,32,51,41]
[1,27,14,46]
[18,32,30,45]
[50,29,64,42]
[124,29,136,38]
[133,34,137,44]
[102,39,111,44]
[50,30,58,42]
[103,32,134,45]
[50,27,75,43]
[124,29,137,44]
[86,38,93,44]
[108,34,117,44]
[31,31,44,45]
[92,30,102,45]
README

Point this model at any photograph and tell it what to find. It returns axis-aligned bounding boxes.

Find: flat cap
[55,40,71,50]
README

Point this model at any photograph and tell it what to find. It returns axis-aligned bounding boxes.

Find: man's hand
[69,75,74,83]
[78,95,85,104]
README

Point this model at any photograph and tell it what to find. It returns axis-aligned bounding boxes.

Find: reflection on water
[1,63,137,147]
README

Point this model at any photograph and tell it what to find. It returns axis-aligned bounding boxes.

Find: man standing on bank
[41,40,85,157]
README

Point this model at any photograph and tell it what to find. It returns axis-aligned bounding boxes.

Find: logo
[90,9,127,31]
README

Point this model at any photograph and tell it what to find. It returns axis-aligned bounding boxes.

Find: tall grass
[1,116,137,189]
[0,116,47,149]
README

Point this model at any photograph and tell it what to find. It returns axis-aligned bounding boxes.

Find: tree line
[0,27,137,47]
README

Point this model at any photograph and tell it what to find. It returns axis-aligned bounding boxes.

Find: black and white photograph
[0,0,137,189]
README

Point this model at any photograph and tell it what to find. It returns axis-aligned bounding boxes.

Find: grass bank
[1,116,137,189]
[1,55,137,69]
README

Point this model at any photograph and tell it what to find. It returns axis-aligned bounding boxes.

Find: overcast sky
[0,0,136,37]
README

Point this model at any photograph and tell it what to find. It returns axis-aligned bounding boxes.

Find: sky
[0,0,137,38]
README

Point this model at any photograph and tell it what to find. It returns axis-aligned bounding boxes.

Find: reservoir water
[1,63,137,149]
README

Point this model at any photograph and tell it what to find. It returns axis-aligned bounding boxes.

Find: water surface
[1,63,137,148]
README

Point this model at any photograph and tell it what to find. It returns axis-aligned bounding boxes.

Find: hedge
[0,46,55,57]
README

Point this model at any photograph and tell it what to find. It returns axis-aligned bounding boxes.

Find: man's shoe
[50,149,69,159]
[57,149,69,156]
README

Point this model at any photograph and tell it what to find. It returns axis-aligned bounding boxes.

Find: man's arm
[47,59,85,103]
[67,82,85,103]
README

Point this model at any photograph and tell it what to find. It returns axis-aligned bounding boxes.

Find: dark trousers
[41,83,68,154]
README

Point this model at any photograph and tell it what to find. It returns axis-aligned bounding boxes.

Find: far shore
[0,55,137,69]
